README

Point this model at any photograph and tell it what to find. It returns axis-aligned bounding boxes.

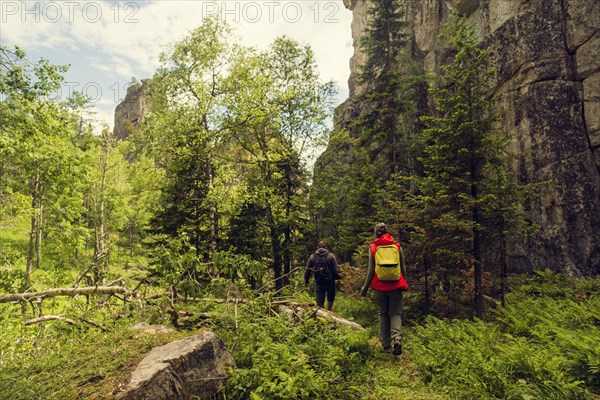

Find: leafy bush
[218,295,374,399]
[408,276,600,399]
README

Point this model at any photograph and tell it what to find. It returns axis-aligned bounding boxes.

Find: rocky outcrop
[337,0,600,274]
[113,79,150,141]
[116,330,235,400]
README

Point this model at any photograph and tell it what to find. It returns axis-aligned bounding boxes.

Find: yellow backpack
[374,244,401,281]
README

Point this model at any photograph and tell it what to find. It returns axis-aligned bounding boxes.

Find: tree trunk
[93,132,111,282]
[266,203,283,291]
[35,205,42,270]
[25,169,41,288]
[94,148,108,260]
[0,285,129,303]
[473,209,483,318]
[208,164,218,255]
[424,256,431,314]
[282,161,292,287]
[471,176,483,318]
[500,233,508,307]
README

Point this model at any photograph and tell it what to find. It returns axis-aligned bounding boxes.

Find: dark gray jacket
[304,248,340,285]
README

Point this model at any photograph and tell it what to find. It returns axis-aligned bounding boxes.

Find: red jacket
[369,234,409,291]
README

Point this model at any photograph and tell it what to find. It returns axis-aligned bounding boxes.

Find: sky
[0,0,354,131]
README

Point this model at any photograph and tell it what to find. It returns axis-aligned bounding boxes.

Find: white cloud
[1,0,353,129]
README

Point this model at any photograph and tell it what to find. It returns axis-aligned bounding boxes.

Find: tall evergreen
[406,16,531,318]
[312,0,422,262]
[356,0,411,175]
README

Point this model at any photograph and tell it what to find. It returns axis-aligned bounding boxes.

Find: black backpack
[313,254,332,285]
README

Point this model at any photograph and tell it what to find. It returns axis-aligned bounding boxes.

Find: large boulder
[116,330,235,400]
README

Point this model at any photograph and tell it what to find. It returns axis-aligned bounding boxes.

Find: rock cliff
[113,79,150,141]
[337,0,599,274]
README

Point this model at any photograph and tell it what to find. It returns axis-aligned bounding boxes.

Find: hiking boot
[392,337,403,356]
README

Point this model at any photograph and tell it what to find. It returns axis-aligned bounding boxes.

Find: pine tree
[311,0,423,262]
[408,16,531,318]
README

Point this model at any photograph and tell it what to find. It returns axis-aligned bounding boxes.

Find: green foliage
[219,295,374,399]
[147,234,210,298]
[0,303,185,400]
[213,250,264,283]
[408,275,600,399]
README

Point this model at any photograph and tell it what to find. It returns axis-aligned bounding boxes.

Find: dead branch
[140,293,227,304]
[0,286,129,303]
[79,317,107,332]
[25,314,76,326]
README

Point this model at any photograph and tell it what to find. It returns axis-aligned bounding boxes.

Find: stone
[515,81,588,168]
[594,147,600,169]
[487,0,523,33]
[482,0,570,88]
[345,0,370,97]
[131,322,174,335]
[505,81,600,275]
[113,79,150,141]
[565,0,600,51]
[413,0,443,54]
[584,73,600,147]
[575,32,600,80]
[116,331,235,400]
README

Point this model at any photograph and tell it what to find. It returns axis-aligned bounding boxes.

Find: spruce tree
[409,16,529,318]
[312,0,417,262]
[356,0,419,176]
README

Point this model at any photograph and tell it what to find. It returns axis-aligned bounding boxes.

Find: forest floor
[0,270,599,399]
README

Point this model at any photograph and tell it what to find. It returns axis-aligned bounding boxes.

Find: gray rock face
[113,79,150,141]
[116,330,235,400]
[340,0,600,274]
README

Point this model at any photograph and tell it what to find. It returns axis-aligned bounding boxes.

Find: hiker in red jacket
[361,223,409,355]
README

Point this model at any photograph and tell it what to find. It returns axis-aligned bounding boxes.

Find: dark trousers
[315,282,336,307]
[374,289,403,350]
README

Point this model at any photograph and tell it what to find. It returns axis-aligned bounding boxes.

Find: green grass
[0,301,188,400]
[1,250,599,400]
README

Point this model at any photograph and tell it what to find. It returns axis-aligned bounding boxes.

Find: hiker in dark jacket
[305,241,341,311]
[361,223,409,355]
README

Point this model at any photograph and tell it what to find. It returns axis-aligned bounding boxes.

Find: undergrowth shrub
[217,294,375,399]
[408,275,600,400]
[0,302,184,400]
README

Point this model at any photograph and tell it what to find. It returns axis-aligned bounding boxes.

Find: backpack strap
[370,243,378,257]
[371,242,400,257]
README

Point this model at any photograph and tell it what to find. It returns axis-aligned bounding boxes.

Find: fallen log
[314,308,366,331]
[0,286,129,303]
[278,304,366,331]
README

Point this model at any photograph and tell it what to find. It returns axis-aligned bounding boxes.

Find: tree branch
[0,286,129,303]
[25,314,76,326]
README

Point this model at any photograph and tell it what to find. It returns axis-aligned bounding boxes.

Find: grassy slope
[1,215,598,399]
[1,276,599,399]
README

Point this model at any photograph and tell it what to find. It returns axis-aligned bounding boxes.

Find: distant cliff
[113,79,150,141]
[325,0,599,274]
